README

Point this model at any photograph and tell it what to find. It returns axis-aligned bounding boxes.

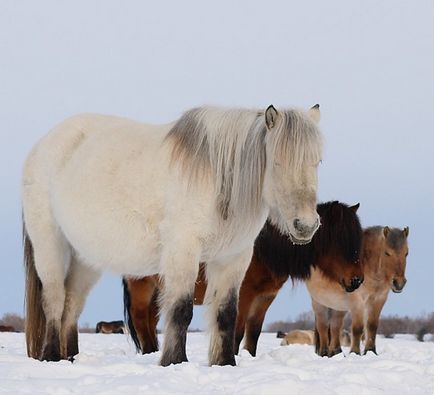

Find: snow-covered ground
[1,332,433,394]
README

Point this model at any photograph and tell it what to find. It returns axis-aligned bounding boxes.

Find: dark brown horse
[0,325,16,332]
[123,201,363,356]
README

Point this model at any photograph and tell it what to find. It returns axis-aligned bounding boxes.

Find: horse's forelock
[386,228,408,251]
[269,110,323,174]
[315,201,363,265]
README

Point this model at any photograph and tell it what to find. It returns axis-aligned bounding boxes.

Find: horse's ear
[383,226,390,238]
[308,104,321,123]
[265,105,278,130]
[403,226,409,237]
[349,203,360,213]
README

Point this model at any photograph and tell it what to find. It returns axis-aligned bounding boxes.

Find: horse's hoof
[40,351,62,362]
[349,350,361,356]
[160,355,188,367]
[363,348,377,355]
[328,348,343,357]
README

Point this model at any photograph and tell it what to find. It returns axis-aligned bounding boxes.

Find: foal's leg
[364,297,386,355]
[244,294,277,357]
[61,257,101,359]
[205,248,253,366]
[328,310,346,357]
[159,244,200,366]
[312,300,330,357]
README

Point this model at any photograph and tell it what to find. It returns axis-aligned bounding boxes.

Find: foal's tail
[122,278,142,353]
[23,220,46,359]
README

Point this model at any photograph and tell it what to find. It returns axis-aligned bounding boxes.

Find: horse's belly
[50,124,168,276]
[58,207,162,276]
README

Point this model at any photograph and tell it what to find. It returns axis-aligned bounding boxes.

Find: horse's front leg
[350,306,364,355]
[159,244,200,366]
[328,309,346,357]
[312,300,330,357]
[363,296,386,355]
[205,248,253,366]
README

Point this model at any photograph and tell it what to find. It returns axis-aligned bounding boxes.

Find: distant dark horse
[0,325,16,332]
[95,320,125,334]
[123,201,363,356]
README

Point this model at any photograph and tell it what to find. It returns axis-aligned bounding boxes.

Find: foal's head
[264,105,322,245]
[382,226,409,293]
[314,201,364,292]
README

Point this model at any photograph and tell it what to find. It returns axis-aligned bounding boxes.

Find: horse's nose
[293,218,302,231]
[350,276,364,290]
[392,278,407,292]
[293,217,320,234]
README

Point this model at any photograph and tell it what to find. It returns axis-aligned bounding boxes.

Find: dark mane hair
[253,201,363,280]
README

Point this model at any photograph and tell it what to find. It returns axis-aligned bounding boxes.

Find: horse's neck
[363,240,389,286]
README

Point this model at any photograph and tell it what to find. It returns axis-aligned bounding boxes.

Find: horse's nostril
[293,219,301,230]
[351,276,363,288]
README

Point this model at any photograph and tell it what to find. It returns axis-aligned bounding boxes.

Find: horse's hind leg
[205,248,253,366]
[25,221,69,361]
[328,309,346,357]
[126,277,160,354]
[159,244,200,366]
[244,293,276,357]
[61,257,101,359]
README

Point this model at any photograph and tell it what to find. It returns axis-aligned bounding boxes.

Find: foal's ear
[349,203,360,213]
[308,104,321,123]
[383,226,390,238]
[403,226,409,237]
[265,105,278,130]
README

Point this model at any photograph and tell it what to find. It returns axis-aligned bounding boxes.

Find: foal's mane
[165,107,322,222]
[254,201,363,280]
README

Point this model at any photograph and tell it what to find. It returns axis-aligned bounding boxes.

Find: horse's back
[23,114,173,276]
[281,330,314,346]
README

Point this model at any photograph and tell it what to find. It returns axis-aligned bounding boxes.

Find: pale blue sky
[1,0,433,329]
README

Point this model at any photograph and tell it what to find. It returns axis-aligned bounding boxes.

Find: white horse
[22,104,322,366]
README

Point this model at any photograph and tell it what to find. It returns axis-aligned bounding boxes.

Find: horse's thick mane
[165,107,322,223]
[254,201,363,280]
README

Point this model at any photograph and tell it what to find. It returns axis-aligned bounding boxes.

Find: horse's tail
[122,278,142,353]
[23,219,46,359]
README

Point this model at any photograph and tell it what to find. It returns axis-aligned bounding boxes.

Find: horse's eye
[405,252,409,257]
[385,251,391,256]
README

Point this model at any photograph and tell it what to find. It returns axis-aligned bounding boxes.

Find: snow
[1,332,433,394]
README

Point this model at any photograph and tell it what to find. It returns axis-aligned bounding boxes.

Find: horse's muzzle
[341,276,364,293]
[391,278,407,293]
[288,232,313,245]
[289,217,320,245]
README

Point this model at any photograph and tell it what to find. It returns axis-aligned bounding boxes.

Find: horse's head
[263,104,322,245]
[315,201,364,292]
[382,226,409,293]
